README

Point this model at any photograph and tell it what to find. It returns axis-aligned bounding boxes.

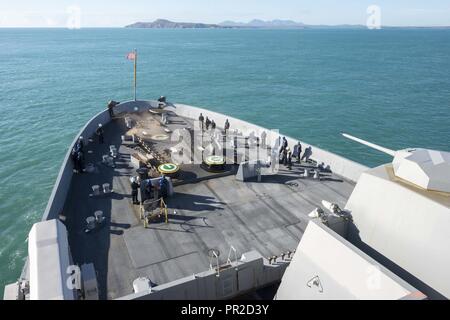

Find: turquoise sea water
[1,28,450,292]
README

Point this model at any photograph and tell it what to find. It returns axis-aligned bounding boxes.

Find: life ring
[158,163,180,174]
[151,134,169,141]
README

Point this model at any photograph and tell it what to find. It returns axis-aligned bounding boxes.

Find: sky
[0,0,449,28]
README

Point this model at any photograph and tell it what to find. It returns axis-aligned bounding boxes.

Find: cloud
[0,11,65,27]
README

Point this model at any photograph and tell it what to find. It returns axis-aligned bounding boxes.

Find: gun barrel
[342,133,396,157]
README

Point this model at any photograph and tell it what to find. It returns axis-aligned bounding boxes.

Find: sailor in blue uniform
[260,131,267,148]
[159,175,168,199]
[131,177,140,205]
[282,137,288,150]
[71,147,80,172]
[294,141,302,163]
[279,137,288,156]
[301,146,312,163]
[287,149,293,170]
[76,136,84,152]
[76,150,84,173]
[224,119,230,134]
[198,113,205,131]
[96,124,104,144]
[145,179,153,200]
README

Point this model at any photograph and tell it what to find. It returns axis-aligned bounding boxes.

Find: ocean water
[0,28,449,293]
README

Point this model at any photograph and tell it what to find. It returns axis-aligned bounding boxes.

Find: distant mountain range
[219,19,306,28]
[125,19,449,30]
[125,19,310,29]
[125,19,224,29]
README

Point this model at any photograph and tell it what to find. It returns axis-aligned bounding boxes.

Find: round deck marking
[151,134,169,141]
[204,156,225,166]
[158,163,180,174]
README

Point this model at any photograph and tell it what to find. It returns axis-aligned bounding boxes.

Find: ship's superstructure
[277,134,450,300]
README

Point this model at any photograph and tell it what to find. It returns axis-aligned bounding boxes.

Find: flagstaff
[126,49,138,101]
[134,48,137,101]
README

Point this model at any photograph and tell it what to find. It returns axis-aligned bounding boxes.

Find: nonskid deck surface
[62,110,355,299]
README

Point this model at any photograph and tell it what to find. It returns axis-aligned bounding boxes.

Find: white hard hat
[99,124,102,127]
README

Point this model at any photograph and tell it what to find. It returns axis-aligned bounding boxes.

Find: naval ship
[3,98,449,300]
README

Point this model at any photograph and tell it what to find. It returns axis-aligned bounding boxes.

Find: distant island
[125,19,450,30]
[219,19,306,28]
[125,19,310,29]
[125,19,225,29]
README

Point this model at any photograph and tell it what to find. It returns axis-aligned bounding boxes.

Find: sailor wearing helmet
[287,148,293,170]
[130,176,140,205]
[96,123,104,144]
[75,136,84,152]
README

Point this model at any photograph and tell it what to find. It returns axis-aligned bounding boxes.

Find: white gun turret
[342,133,450,193]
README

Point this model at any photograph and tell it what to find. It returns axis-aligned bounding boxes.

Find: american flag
[126,52,136,60]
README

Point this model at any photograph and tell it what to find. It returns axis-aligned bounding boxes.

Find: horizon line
[2,17,450,29]
[1,25,450,29]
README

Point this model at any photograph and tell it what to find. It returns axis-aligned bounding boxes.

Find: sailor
[282,137,288,150]
[224,119,230,134]
[76,150,84,173]
[318,162,325,171]
[205,117,211,131]
[143,178,152,201]
[159,175,168,199]
[139,178,147,203]
[279,137,288,155]
[211,120,216,131]
[287,149,293,170]
[76,136,84,153]
[198,113,204,131]
[294,141,302,163]
[280,147,288,165]
[260,131,267,148]
[301,146,312,163]
[131,177,140,205]
[71,147,80,173]
[96,124,104,144]
[284,148,289,166]
[108,101,115,118]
